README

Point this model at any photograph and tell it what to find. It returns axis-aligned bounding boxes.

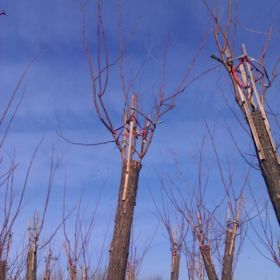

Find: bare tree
[0,142,41,280]
[26,147,60,280]
[57,1,207,279]
[205,0,280,225]
[152,182,187,280]
[126,223,157,280]
[183,235,205,280]
[43,248,57,280]
[184,173,244,280]
[62,187,103,280]
[168,135,246,280]
[0,17,36,274]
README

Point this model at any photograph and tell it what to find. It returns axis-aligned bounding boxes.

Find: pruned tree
[57,1,207,279]
[0,141,40,280]
[0,14,36,275]
[63,194,86,280]
[62,187,103,280]
[43,248,57,280]
[152,181,187,280]
[183,235,205,280]
[26,147,60,280]
[0,145,44,280]
[205,0,280,225]
[126,225,156,280]
[168,135,246,280]
[183,173,244,280]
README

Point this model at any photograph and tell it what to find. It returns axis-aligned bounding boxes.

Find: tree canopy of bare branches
[78,1,204,279]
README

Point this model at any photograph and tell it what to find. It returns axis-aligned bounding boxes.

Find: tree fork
[107,160,141,280]
[221,221,238,280]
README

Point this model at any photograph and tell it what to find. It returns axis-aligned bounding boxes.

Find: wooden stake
[229,222,238,255]
[235,84,265,160]
[122,112,128,160]
[239,63,255,108]
[122,95,137,201]
[242,44,280,163]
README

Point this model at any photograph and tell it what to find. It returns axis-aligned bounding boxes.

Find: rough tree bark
[26,248,36,280]
[200,245,218,280]
[251,111,280,224]
[0,260,6,280]
[221,221,238,280]
[107,160,141,280]
[170,249,180,280]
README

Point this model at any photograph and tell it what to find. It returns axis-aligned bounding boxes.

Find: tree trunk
[26,249,36,280]
[170,252,180,280]
[43,271,50,280]
[82,266,87,280]
[221,222,238,280]
[107,160,141,280]
[69,264,77,280]
[200,245,218,280]
[0,260,7,280]
[251,110,280,225]
[43,250,52,280]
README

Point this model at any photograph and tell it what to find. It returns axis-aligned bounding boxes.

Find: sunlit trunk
[200,245,218,280]
[107,161,141,280]
[170,250,180,280]
[26,248,36,280]
[221,221,238,280]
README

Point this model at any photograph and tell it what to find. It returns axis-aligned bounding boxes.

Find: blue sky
[1,0,280,279]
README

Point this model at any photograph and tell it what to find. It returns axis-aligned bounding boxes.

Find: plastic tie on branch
[211,52,271,89]
[172,248,177,256]
[142,128,147,140]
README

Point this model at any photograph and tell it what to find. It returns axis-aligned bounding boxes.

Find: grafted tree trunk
[26,249,36,280]
[0,260,7,280]
[221,221,238,280]
[69,264,77,280]
[170,250,180,280]
[251,110,280,225]
[200,245,218,280]
[107,160,141,280]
